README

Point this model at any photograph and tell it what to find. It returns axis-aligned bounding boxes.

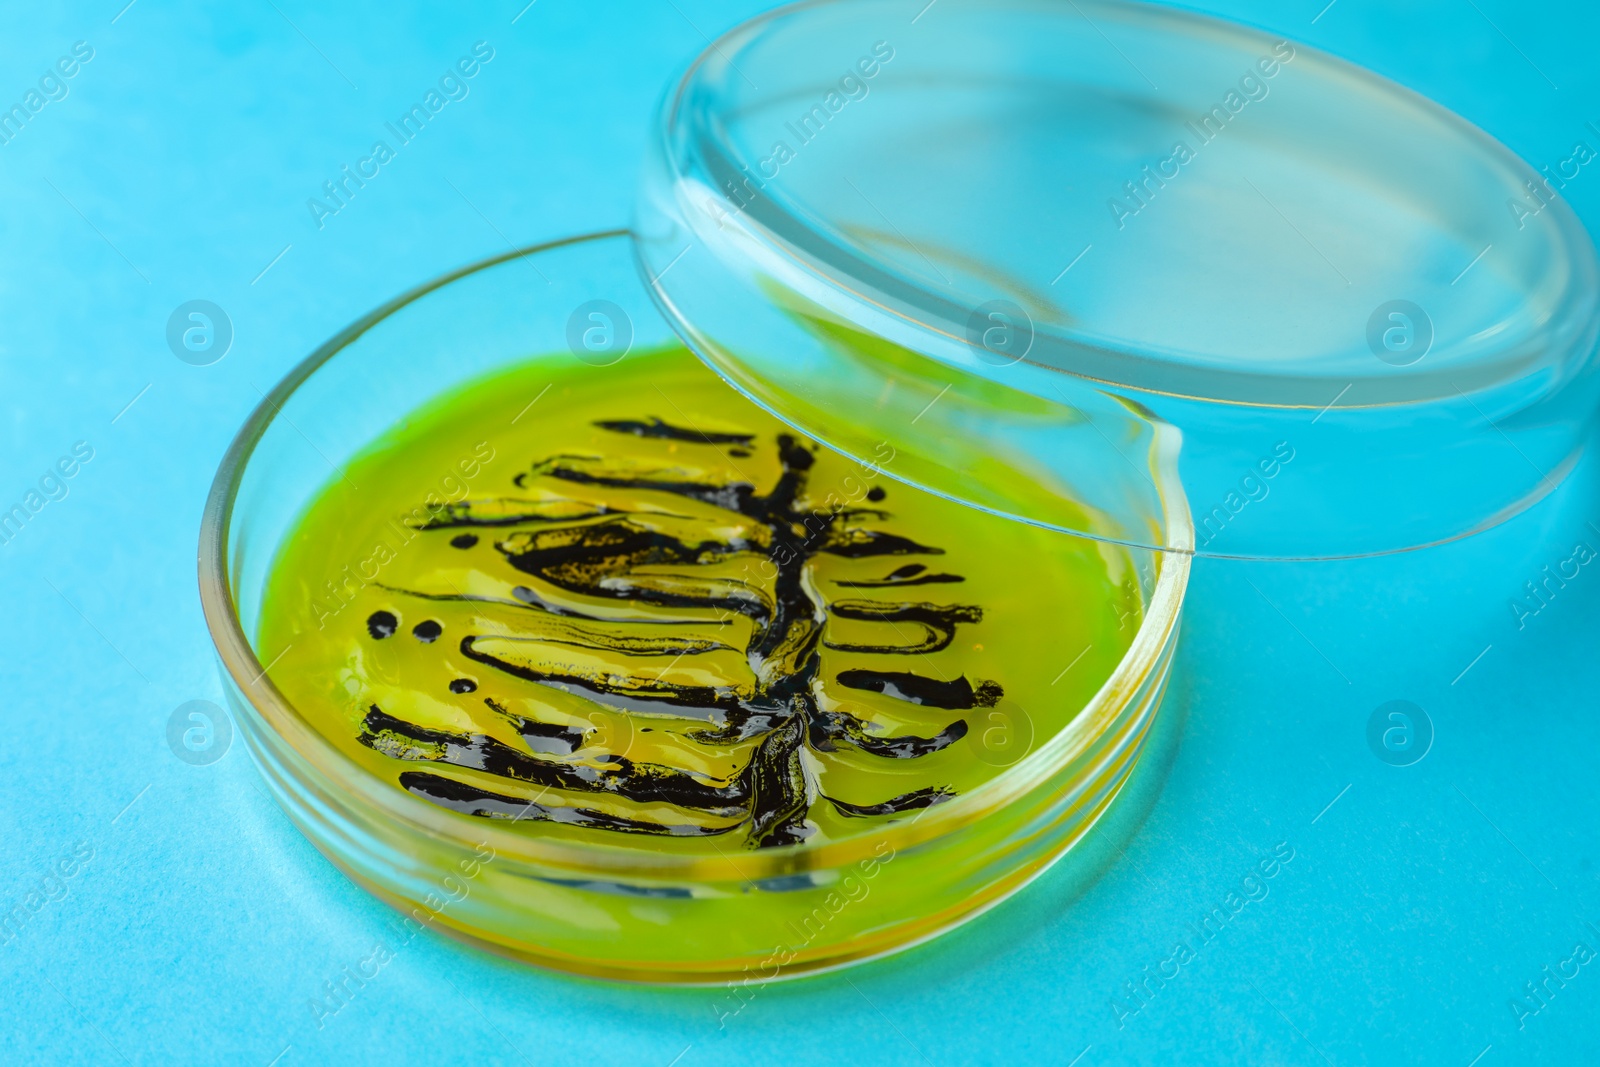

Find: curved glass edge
[197,231,1193,895]
[635,0,1600,560]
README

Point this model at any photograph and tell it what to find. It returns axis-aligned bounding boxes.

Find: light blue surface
[2,1,1598,1064]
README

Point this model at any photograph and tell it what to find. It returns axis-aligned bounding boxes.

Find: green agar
[258,345,1140,855]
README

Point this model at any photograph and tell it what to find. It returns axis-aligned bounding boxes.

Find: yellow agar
[258,346,1140,855]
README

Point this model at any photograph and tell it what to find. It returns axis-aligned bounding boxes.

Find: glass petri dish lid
[635,0,1600,559]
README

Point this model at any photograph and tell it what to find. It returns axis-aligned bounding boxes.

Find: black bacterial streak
[593,416,756,445]
[367,419,1003,847]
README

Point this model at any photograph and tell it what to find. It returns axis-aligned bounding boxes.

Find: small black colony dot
[412,619,443,644]
[366,611,398,639]
[449,678,478,694]
[450,533,479,549]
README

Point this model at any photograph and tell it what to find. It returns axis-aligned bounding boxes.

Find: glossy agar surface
[259,346,1140,855]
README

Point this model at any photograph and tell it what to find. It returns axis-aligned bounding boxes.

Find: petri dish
[200,232,1189,982]
[200,0,1600,982]
[636,0,1600,559]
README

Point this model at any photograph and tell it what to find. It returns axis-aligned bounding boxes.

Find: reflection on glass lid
[636,0,1600,559]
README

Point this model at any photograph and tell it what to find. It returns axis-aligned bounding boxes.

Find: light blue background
[2,1,1598,1064]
